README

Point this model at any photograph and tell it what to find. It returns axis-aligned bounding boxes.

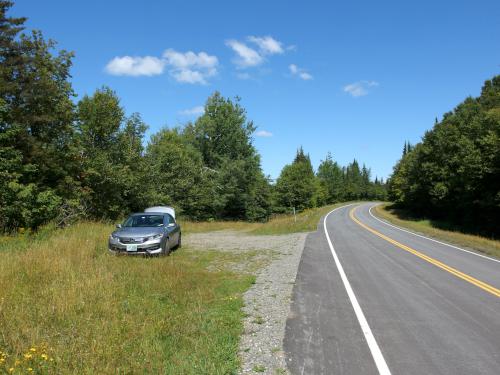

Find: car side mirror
[116,224,122,228]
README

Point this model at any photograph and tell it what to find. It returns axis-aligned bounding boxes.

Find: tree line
[388,75,500,237]
[0,1,386,232]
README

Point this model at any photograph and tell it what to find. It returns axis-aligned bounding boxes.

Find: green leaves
[388,75,500,236]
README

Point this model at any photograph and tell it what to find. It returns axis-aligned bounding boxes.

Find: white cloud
[179,106,204,116]
[247,36,284,55]
[226,36,289,69]
[163,49,218,84]
[105,56,165,76]
[343,81,379,97]
[289,64,313,80]
[255,130,273,137]
[225,40,263,68]
[299,72,313,80]
[105,49,218,84]
[163,49,218,69]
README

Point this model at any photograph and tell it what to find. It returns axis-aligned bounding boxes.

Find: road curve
[284,202,500,375]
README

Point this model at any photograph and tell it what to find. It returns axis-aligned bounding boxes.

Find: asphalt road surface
[284,202,500,375]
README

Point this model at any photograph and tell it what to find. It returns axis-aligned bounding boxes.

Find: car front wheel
[175,233,182,249]
[162,238,171,256]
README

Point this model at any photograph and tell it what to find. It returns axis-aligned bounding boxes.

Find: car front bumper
[108,238,163,255]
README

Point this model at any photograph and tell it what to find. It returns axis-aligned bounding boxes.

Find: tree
[388,75,500,236]
[76,87,149,219]
[317,152,344,203]
[183,92,271,220]
[0,1,77,230]
[275,148,317,211]
[145,128,220,220]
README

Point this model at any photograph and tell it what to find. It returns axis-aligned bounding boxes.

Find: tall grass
[181,202,351,235]
[373,203,500,259]
[0,222,253,374]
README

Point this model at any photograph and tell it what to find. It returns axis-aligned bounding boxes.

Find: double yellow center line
[349,206,500,298]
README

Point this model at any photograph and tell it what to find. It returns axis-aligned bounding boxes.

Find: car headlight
[148,234,162,241]
[110,233,119,240]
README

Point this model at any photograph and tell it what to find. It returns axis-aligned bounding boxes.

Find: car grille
[119,237,145,244]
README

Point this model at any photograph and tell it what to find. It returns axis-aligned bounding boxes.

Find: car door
[165,214,179,244]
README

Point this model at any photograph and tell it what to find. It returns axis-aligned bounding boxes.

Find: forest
[0,1,386,232]
[388,76,500,237]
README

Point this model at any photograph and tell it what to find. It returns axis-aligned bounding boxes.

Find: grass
[0,202,354,373]
[0,222,255,374]
[373,203,500,259]
[180,202,352,236]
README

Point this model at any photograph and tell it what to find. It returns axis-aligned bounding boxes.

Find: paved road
[284,202,500,375]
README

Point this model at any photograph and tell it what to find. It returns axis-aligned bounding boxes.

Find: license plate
[126,244,138,252]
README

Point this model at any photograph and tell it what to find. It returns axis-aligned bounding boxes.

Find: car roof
[130,212,167,216]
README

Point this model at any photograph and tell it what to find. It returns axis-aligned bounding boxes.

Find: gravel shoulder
[185,230,307,375]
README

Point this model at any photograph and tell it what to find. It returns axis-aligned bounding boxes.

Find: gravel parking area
[185,231,307,375]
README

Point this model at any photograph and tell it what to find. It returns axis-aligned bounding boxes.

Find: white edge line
[368,205,500,264]
[324,204,392,375]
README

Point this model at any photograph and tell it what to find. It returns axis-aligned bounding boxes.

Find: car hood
[113,227,164,238]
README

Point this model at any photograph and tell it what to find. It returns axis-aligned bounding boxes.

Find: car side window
[166,214,175,224]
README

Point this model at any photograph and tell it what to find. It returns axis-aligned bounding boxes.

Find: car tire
[162,238,171,256]
[174,233,182,249]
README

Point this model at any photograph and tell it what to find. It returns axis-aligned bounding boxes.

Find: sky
[11,0,500,180]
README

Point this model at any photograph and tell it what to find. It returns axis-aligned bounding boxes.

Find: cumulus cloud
[255,130,273,137]
[343,81,379,97]
[225,40,263,68]
[247,36,284,55]
[226,36,289,69]
[105,49,218,84]
[163,49,218,84]
[289,64,313,80]
[105,56,165,76]
[179,106,204,116]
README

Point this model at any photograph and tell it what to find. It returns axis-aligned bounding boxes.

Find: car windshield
[123,215,164,227]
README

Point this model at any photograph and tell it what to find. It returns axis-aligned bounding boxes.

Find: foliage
[275,147,317,211]
[75,87,149,220]
[182,92,272,221]
[145,128,219,220]
[275,148,387,212]
[0,1,77,231]
[0,2,382,231]
[388,76,500,236]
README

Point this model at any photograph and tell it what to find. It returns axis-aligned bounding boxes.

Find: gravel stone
[185,231,307,375]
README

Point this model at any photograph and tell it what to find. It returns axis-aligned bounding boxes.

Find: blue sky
[12,0,500,180]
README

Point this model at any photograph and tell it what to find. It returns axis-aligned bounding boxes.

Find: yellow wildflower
[23,353,32,360]
[28,368,33,372]
[41,354,48,360]
[14,359,21,365]
[9,368,14,373]
[29,348,36,353]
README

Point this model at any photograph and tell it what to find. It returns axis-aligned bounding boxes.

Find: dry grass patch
[373,203,500,259]
[181,202,352,235]
[0,222,254,374]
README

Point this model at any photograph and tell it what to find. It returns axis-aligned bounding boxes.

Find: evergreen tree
[388,75,500,236]
[183,92,271,220]
[0,1,77,230]
[275,148,317,211]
